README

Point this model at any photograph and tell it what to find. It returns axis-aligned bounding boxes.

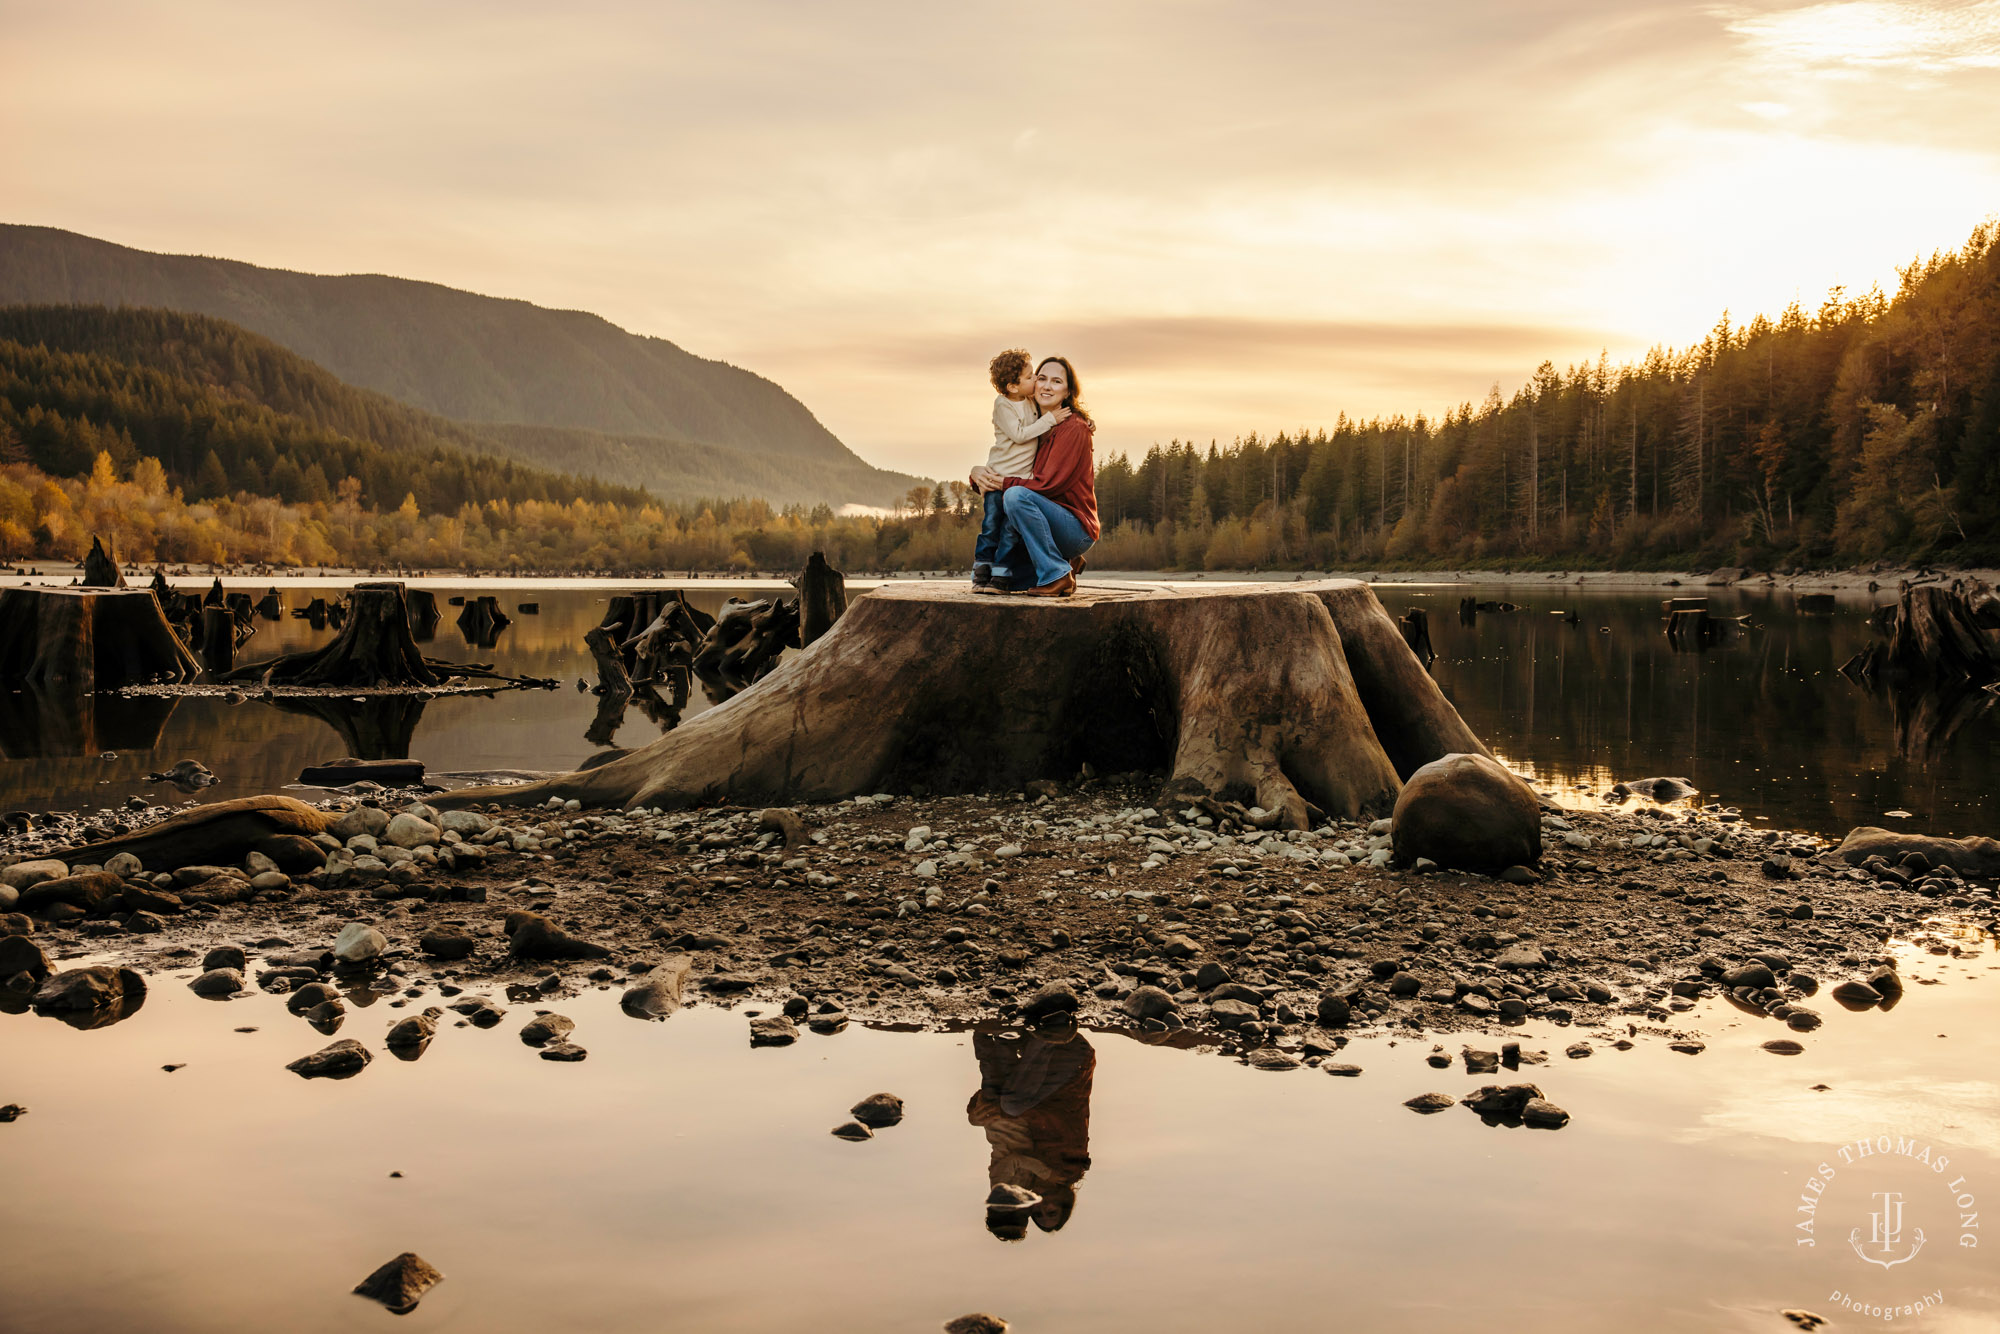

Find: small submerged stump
[693,597,800,697]
[80,535,126,588]
[198,605,236,674]
[404,588,441,640]
[222,582,539,690]
[1397,607,1435,669]
[605,591,712,683]
[799,551,848,647]
[1841,579,1999,686]
[456,595,511,647]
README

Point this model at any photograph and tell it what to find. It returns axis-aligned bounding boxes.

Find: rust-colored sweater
[1001,416,1099,540]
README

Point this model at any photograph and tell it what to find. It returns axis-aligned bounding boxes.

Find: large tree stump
[0,587,200,690]
[433,581,1488,827]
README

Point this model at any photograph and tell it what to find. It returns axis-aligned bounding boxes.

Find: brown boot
[1021,572,1076,598]
[1069,554,1088,577]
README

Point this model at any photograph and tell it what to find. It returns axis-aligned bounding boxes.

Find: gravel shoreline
[5,779,1993,1070]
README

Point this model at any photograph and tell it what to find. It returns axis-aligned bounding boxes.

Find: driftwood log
[45,795,334,869]
[434,581,1488,828]
[0,587,200,690]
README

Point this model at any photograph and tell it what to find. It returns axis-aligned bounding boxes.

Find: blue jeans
[973,489,1008,573]
[993,487,1092,589]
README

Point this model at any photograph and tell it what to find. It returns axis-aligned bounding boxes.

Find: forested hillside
[0,225,918,506]
[0,308,650,514]
[0,306,904,510]
[1091,221,2000,569]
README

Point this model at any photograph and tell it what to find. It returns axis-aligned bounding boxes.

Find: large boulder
[383,814,441,849]
[32,966,146,1012]
[19,872,124,916]
[0,934,52,983]
[331,923,388,965]
[1,859,68,891]
[328,806,390,841]
[504,911,609,961]
[286,1038,371,1079]
[620,955,690,1019]
[1391,753,1541,872]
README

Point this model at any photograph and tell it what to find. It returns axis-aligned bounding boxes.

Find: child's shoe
[971,562,993,589]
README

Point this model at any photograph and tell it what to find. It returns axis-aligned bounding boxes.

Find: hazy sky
[8,1,2000,477]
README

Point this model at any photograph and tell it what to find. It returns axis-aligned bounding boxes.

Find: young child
[973,348,1069,588]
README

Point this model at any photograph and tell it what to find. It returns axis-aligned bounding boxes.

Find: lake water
[0,577,1992,841]
[4,576,1998,1331]
[2,925,1994,1332]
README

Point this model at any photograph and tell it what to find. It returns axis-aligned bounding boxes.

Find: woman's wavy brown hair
[989,348,1032,394]
[1035,356,1091,424]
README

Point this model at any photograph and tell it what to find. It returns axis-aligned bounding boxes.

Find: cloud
[6,0,2000,476]
[1724,1,2000,74]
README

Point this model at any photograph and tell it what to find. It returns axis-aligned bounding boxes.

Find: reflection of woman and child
[966,1021,1096,1241]
[965,350,1100,598]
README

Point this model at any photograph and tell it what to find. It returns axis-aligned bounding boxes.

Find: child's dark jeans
[973,487,1009,573]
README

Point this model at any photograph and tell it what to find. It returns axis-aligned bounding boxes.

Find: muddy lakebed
[3,577,1999,1332]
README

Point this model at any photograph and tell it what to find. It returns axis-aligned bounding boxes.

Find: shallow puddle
[3,927,1994,1332]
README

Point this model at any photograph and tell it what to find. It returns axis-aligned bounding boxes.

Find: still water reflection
[0,579,1992,839]
[1,930,1994,1332]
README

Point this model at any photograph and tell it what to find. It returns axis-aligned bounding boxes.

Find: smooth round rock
[1391,753,1542,872]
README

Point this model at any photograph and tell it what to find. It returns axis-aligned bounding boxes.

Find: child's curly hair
[988,348,1032,394]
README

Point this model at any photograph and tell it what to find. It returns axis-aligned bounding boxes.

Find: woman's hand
[968,465,1003,493]
[1049,406,1072,424]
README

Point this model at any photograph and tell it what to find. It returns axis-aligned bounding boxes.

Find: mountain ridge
[0,223,919,506]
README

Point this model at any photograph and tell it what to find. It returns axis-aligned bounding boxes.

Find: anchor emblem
[1849,1191,1926,1270]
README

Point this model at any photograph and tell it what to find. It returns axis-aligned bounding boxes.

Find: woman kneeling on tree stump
[969,356,1098,598]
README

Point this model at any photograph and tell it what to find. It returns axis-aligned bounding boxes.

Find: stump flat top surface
[867,578,1370,607]
[2,586,162,600]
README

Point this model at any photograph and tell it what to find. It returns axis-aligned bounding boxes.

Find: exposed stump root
[435,580,1488,827]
